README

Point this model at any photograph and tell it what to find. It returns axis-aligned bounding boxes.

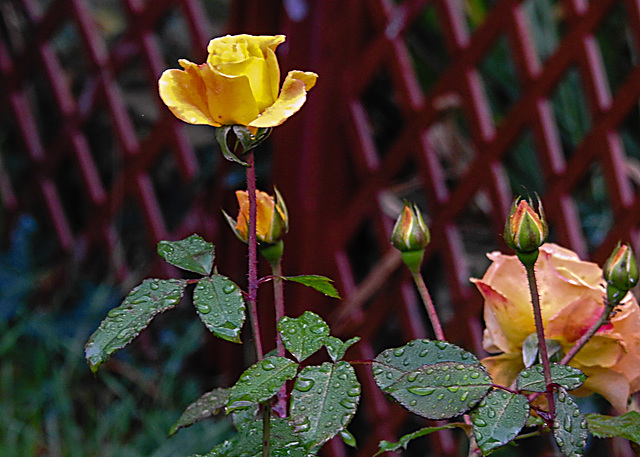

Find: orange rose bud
[504,196,548,262]
[604,243,639,303]
[390,202,430,273]
[223,187,288,246]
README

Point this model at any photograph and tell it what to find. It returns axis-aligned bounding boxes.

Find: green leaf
[339,429,357,448]
[227,357,298,412]
[374,423,470,456]
[552,388,588,457]
[323,336,360,362]
[85,279,186,372]
[157,234,215,275]
[586,411,640,445]
[516,363,586,393]
[206,417,310,457]
[277,311,329,362]
[377,360,491,420]
[282,275,341,298]
[232,125,272,153]
[373,339,482,391]
[194,274,245,343]
[169,388,230,436]
[470,389,530,454]
[290,361,361,448]
[215,126,248,166]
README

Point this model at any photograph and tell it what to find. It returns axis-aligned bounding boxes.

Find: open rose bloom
[472,243,640,413]
[158,34,317,130]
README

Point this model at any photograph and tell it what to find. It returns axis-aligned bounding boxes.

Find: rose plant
[84,34,640,457]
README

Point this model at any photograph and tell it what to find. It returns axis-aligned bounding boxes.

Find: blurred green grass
[0,216,232,457]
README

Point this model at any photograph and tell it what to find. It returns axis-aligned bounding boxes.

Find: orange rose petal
[255,190,275,241]
[248,71,318,128]
[576,366,630,413]
[472,279,535,354]
[158,61,217,126]
[571,334,623,368]
[235,190,250,239]
[480,353,524,388]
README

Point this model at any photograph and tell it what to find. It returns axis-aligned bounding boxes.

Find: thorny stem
[412,272,446,341]
[270,259,287,417]
[523,262,555,419]
[246,151,264,360]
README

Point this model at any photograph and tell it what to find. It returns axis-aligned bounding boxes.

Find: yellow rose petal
[158,61,217,126]
[199,64,260,126]
[249,71,318,128]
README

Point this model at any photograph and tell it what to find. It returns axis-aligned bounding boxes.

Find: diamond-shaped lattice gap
[453,192,497,281]
[618,107,640,188]
[522,0,564,63]
[404,4,450,94]
[344,216,383,285]
[51,21,88,100]
[55,156,90,235]
[596,1,636,94]
[82,109,121,190]
[550,66,591,159]
[421,250,455,329]
[572,162,613,251]
[115,58,160,141]
[156,7,200,67]
[360,69,405,160]
[115,197,155,272]
[150,149,192,233]
[25,73,61,146]
[425,107,475,192]
[0,115,30,198]
[463,0,498,32]
[478,34,521,125]
[503,128,546,194]
[87,0,128,46]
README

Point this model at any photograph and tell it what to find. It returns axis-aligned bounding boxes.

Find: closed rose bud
[390,202,430,273]
[503,196,548,263]
[604,243,639,303]
[223,187,288,245]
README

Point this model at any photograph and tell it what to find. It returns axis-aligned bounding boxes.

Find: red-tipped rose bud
[604,243,639,303]
[504,195,548,265]
[390,202,430,273]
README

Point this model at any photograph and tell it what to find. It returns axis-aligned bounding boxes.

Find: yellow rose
[158,34,317,130]
[223,188,288,245]
[471,243,640,413]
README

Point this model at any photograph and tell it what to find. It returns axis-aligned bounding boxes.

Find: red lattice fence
[3,0,640,456]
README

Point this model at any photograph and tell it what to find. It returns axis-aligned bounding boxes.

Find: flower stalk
[412,272,445,341]
[523,261,555,419]
[269,256,288,417]
[246,152,264,360]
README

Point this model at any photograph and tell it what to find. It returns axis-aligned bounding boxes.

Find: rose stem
[524,262,555,418]
[270,258,287,416]
[412,272,445,341]
[246,151,264,360]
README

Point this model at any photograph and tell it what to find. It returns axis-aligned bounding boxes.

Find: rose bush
[158,34,317,130]
[472,243,640,413]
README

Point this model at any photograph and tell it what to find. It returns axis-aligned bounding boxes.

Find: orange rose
[471,243,640,413]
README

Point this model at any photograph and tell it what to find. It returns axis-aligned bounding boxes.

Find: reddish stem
[246,152,263,360]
